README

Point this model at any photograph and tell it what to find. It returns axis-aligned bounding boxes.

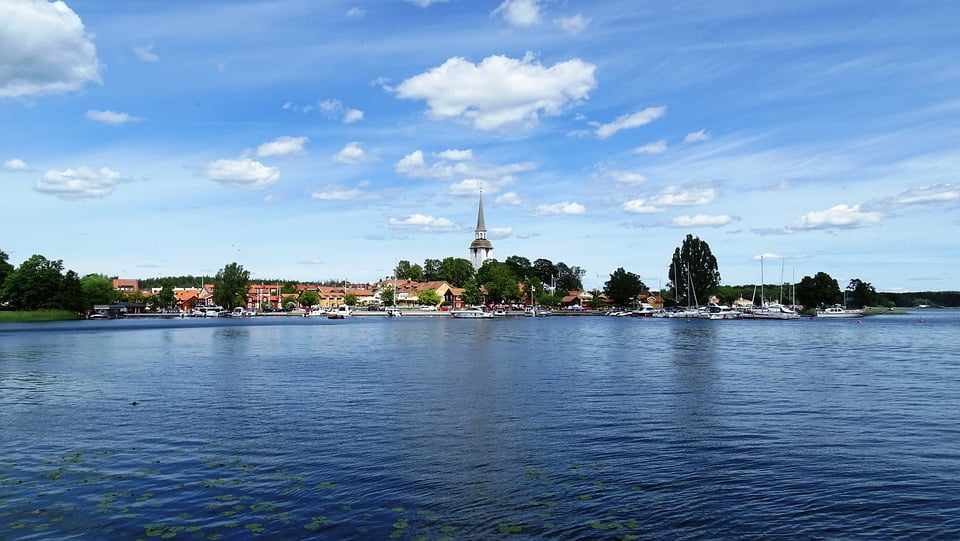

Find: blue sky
[2,0,959,292]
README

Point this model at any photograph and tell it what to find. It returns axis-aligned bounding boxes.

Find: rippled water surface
[2,311,959,539]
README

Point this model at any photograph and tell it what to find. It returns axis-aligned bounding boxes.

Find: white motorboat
[304,307,328,317]
[451,306,494,319]
[700,303,740,320]
[749,303,800,320]
[386,308,403,317]
[328,305,352,319]
[816,305,864,318]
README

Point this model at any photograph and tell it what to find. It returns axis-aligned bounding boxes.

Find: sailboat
[750,255,799,320]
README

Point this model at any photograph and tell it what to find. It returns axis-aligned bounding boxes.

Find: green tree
[379,285,395,306]
[0,254,67,310]
[532,258,556,285]
[478,261,521,304]
[794,272,841,309]
[555,262,585,291]
[504,256,533,282]
[0,250,13,286]
[604,267,646,306]
[667,234,720,306]
[57,270,86,313]
[437,257,475,287]
[151,279,176,311]
[422,258,442,281]
[417,289,441,306]
[282,295,297,309]
[299,289,320,308]
[394,260,424,281]
[80,274,119,309]
[461,279,484,306]
[846,278,878,308]
[343,293,358,306]
[212,262,250,309]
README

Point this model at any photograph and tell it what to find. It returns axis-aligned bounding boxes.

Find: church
[469,193,493,270]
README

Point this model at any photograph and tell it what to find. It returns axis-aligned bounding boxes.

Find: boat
[493,308,507,317]
[750,303,800,320]
[524,305,551,317]
[700,303,740,320]
[386,308,404,317]
[450,306,494,319]
[816,304,864,318]
[328,305,352,319]
[304,307,328,317]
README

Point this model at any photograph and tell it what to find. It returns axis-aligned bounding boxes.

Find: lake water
[2,311,959,539]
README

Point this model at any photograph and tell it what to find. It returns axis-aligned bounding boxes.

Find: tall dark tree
[477,260,520,304]
[394,260,424,281]
[532,258,556,285]
[555,262,585,291]
[0,250,13,286]
[604,267,646,306]
[212,262,250,309]
[0,254,67,310]
[80,274,119,309]
[461,279,484,306]
[378,285,395,307]
[504,256,533,282]
[57,270,86,313]
[667,235,720,306]
[436,257,474,287]
[846,278,878,308]
[422,258,442,281]
[794,272,841,309]
[152,279,177,311]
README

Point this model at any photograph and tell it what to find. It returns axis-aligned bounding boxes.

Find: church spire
[469,190,493,270]
[475,189,487,235]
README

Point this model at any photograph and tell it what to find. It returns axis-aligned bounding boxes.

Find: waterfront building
[469,192,493,270]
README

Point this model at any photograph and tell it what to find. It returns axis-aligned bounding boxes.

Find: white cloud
[132,44,159,62]
[395,52,596,131]
[394,149,535,182]
[489,227,513,239]
[345,7,365,19]
[0,0,101,98]
[684,129,712,143]
[555,13,590,34]
[595,107,666,139]
[2,158,29,171]
[310,186,363,201]
[333,141,371,164]
[85,109,142,125]
[450,178,494,196]
[888,183,959,206]
[257,136,308,158]
[343,108,364,123]
[203,158,280,190]
[650,186,716,206]
[534,201,586,216]
[437,149,473,161]
[634,140,668,154]
[792,204,882,230]
[405,0,447,6]
[497,191,523,205]
[387,214,459,231]
[493,0,541,28]
[35,166,126,200]
[622,198,661,214]
[671,214,734,228]
[608,169,647,185]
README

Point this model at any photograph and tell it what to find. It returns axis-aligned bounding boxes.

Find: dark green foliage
[212,262,250,309]
[477,260,521,303]
[846,278,878,308]
[299,289,320,308]
[436,257,474,287]
[394,260,424,281]
[667,235,720,306]
[794,272,842,309]
[0,249,13,286]
[461,279,483,305]
[604,268,646,306]
[1,254,70,311]
[80,274,120,309]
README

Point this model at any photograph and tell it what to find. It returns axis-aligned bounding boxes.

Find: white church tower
[469,192,494,270]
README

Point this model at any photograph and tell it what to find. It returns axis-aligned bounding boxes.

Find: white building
[469,192,493,270]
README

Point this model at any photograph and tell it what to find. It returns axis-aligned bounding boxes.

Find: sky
[2,0,959,293]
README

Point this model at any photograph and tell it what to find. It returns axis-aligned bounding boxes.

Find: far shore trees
[80,274,120,309]
[299,289,320,308]
[794,272,842,309]
[212,262,250,309]
[0,254,79,311]
[846,278,878,308]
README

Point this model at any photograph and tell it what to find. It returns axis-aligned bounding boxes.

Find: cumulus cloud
[132,44,159,62]
[493,0,541,28]
[310,186,364,201]
[534,201,586,216]
[450,178,497,196]
[35,166,126,200]
[394,150,535,185]
[394,52,596,131]
[0,0,101,98]
[650,186,716,206]
[791,204,882,230]
[333,141,371,164]
[257,136,308,158]
[555,13,590,34]
[343,108,364,124]
[489,227,513,239]
[345,7,365,19]
[622,198,661,214]
[670,214,734,228]
[497,191,522,205]
[2,158,30,171]
[607,169,647,185]
[203,158,280,190]
[387,214,459,232]
[595,107,666,139]
[634,140,668,154]
[85,109,142,125]
[684,129,711,143]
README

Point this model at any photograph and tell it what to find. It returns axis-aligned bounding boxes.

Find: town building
[469,192,493,270]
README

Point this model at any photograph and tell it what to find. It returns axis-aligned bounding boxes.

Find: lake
[2,311,959,539]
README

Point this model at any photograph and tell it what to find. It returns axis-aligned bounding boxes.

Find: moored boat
[816,305,864,318]
[450,306,494,319]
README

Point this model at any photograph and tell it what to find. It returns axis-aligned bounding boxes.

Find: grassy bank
[0,310,82,322]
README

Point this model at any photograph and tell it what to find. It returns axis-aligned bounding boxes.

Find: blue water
[1,311,959,539]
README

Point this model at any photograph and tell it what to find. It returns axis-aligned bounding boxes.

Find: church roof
[475,193,486,231]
